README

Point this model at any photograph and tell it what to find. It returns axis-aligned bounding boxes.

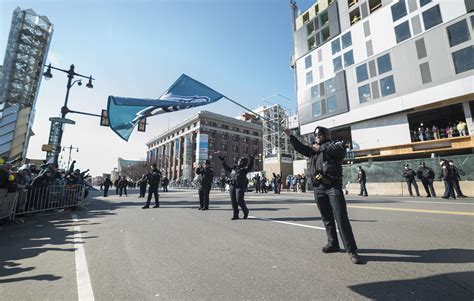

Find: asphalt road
[1,189,473,300]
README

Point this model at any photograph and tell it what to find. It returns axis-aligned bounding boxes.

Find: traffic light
[138,118,147,132]
[100,109,109,126]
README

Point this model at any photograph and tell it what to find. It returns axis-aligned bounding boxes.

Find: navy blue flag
[108,74,225,141]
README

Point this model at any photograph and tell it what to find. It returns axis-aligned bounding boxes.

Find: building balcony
[347,135,474,162]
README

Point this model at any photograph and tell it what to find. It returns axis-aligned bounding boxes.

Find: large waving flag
[107,74,225,141]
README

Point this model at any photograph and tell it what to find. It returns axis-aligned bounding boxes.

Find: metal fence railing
[0,185,86,220]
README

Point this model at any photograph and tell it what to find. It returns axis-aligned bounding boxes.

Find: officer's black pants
[229,186,249,218]
[199,187,211,209]
[359,180,368,196]
[119,187,127,196]
[405,179,420,196]
[453,178,464,197]
[443,178,455,199]
[146,186,159,206]
[139,186,146,197]
[421,178,436,197]
[103,186,109,197]
[313,184,358,253]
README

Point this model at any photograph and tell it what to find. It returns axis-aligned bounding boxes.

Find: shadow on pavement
[359,248,474,264]
[349,271,474,300]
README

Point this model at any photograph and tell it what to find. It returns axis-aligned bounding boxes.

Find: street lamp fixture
[43,63,53,80]
[86,75,93,89]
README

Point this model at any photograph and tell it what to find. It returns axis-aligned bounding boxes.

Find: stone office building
[145,111,263,181]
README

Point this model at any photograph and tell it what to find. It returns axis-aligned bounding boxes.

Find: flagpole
[224,97,285,130]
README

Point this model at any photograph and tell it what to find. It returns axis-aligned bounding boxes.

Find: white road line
[248,215,327,231]
[72,214,95,301]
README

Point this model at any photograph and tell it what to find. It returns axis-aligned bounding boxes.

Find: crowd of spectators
[412,120,468,142]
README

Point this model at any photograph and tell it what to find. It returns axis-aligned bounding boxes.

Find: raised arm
[320,141,346,161]
[246,155,254,172]
[219,156,233,173]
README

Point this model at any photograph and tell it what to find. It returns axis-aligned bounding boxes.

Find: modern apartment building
[145,111,263,181]
[0,8,53,162]
[291,0,473,161]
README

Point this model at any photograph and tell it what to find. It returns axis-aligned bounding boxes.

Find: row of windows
[333,51,354,72]
[358,75,396,103]
[312,95,337,117]
[356,53,392,83]
[219,144,251,153]
[448,17,474,74]
[331,32,352,54]
[348,0,382,26]
[391,0,432,22]
[394,4,442,44]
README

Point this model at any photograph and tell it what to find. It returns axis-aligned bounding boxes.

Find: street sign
[49,117,76,124]
[41,144,54,152]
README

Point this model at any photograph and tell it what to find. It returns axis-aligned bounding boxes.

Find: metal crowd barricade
[0,188,17,220]
[14,184,86,217]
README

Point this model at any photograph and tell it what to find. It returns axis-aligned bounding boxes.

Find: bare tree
[121,163,148,181]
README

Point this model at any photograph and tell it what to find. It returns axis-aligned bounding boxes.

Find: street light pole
[43,63,95,164]
[63,145,79,171]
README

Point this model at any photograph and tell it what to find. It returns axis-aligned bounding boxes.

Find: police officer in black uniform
[402,164,421,197]
[285,127,361,264]
[103,176,112,197]
[417,162,436,197]
[195,160,214,210]
[449,160,466,198]
[219,153,254,220]
[137,175,148,198]
[142,164,161,209]
[440,159,455,199]
[357,166,368,197]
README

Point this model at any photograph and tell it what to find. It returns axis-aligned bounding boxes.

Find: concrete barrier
[346,181,473,197]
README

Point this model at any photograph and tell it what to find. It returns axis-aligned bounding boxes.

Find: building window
[350,8,361,25]
[369,0,382,13]
[380,75,396,96]
[315,4,319,14]
[391,0,407,22]
[244,146,249,153]
[327,96,337,113]
[232,136,239,142]
[209,122,217,127]
[222,133,228,140]
[422,5,442,30]
[222,124,229,130]
[320,10,329,27]
[321,26,330,42]
[243,129,249,134]
[253,139,258,145]
[344,50,354,67]
[358,84,371,103]
[348,0,359,9]
[312,101,322,117]
[209,132,216,138]
[305,55,312,69]
[447,20,471,47]
[341,32,352,48]
[307,21,315,36]
[395,21,411,43]
[253,131,259,136]
[325,78,336,94]
[311,85,321,100]
[377,54,392,75]
[303,12,310,23]
[243,138,248,143]
[332,39,341,54]
[233,145,239,153]
[419,0,431,6]
[356,64,369,83]
[308,36,316,50]
[333,56,343,72]
[306,71,313,85]
[221,144,227,151]
[452,46,474,74]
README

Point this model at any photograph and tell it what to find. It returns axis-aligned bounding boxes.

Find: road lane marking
[72,214,95,301]
[248,215,327,231]
[346,205,474,216]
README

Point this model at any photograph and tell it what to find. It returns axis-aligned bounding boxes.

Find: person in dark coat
[143,164,161,208]
[417,162,436,197]
[118,177,128,196]
[402,164,421,197]
[449,160,466,198]
[253,174,261,193]
[357,166,368,197]
[195,160,214,210]
[220,153,254,220]
[440,159,456,199]
[103,176,112,197]
[114,178,120,194]
[285,126,361,264]
[137,175,148,198]
[161,176,169,192]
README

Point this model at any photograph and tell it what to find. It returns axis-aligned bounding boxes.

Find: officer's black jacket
[289,135,346,181]
[417,166,435,180]
[440,163,454,180]
[357,169,366,181]
[402,169,416,179]
[104,178,112,188]
[147,169,162,187]
[196,167,214,188]
[222,157,254,188]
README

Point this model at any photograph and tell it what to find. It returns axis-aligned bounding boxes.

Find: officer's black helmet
[314,126,331,140]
